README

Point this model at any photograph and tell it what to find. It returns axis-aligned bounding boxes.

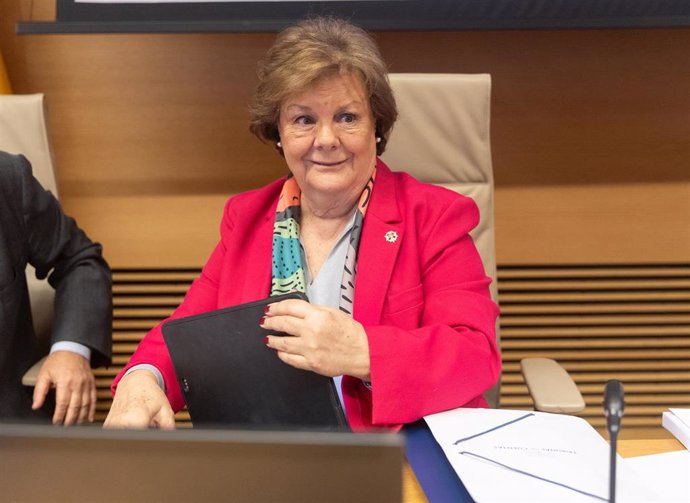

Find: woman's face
[278,72,377,209]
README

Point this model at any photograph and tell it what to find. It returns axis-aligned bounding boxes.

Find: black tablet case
[162,292,348,430]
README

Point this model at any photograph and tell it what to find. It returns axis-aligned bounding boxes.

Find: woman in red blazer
[106,17,500,432]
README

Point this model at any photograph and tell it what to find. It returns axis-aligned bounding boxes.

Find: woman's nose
[314,123,338,149]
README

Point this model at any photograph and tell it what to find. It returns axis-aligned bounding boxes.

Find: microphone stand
[604,380,625,503]
[608,423,618,503]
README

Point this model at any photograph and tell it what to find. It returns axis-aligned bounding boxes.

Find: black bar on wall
[17,0,687,33]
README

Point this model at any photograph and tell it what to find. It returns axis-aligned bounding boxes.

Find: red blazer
[112,160,501,431]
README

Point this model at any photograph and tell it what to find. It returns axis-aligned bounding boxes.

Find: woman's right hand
[103,370,176,429]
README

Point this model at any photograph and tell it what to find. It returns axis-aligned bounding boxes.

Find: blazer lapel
[353,161,403,325]
[247,211,275,298]
[219,199,275,307]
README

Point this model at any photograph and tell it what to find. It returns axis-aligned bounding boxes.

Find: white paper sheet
[669,408,690,428]
[663,409,690,450]
[627,450,690,503]
[424,408,659,503]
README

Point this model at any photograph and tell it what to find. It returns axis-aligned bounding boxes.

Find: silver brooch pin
[385,230,398,243]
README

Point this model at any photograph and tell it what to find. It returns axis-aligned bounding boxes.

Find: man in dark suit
[0,151,111,424]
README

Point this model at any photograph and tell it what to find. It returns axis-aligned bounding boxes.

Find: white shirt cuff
[50,341,91,361]
[124,364,166,392]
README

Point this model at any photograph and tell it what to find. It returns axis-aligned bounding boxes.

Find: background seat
[381,73,584,413]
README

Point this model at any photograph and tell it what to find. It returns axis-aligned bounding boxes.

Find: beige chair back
[381,73,500,407]
[0,93,57,351]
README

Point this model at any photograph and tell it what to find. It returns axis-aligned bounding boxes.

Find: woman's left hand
[261,298,370,381]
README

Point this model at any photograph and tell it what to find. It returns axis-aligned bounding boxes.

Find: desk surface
[616,438,685,458]
[402,437,686,503]
[403,464,427,503]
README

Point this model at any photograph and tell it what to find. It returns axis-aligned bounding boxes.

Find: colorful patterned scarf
[270,170,375,315]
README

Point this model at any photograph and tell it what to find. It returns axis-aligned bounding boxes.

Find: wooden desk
[617,438,685,458]
[402,438,686,503]
[403,463,428,503]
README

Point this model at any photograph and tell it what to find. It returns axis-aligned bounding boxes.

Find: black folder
[162,292,348,430]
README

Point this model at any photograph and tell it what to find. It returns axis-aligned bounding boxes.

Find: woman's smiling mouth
[309,159,348,167]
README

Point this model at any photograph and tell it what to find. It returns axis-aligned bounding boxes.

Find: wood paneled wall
[1,2,688,267]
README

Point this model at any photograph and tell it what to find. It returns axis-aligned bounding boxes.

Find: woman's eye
[338,113,357,124]
[294,115,314,125]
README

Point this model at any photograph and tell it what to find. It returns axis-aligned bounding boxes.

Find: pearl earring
[276,141,282,148]
[376,137,381,143]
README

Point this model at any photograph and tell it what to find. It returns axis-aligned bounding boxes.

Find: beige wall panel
[19,0,56,21]
[61,194,228,268]
[376,28,690,188]
[62,182,689,268]
[495,182,690,264]
[12,33,285,197]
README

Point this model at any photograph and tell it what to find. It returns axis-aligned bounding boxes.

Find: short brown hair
[249,16,397,156]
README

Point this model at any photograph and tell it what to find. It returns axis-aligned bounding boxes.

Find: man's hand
[32,351,96,425]
[103,370,175,430]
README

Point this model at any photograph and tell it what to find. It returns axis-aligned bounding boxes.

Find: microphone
[603,380,625,503]
[605,380,625,434]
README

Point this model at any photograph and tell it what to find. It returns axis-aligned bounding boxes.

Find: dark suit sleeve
[19,155,112,367]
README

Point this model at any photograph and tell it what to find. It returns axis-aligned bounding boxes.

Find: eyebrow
[283,104,311,113]
[284,100,363,113]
